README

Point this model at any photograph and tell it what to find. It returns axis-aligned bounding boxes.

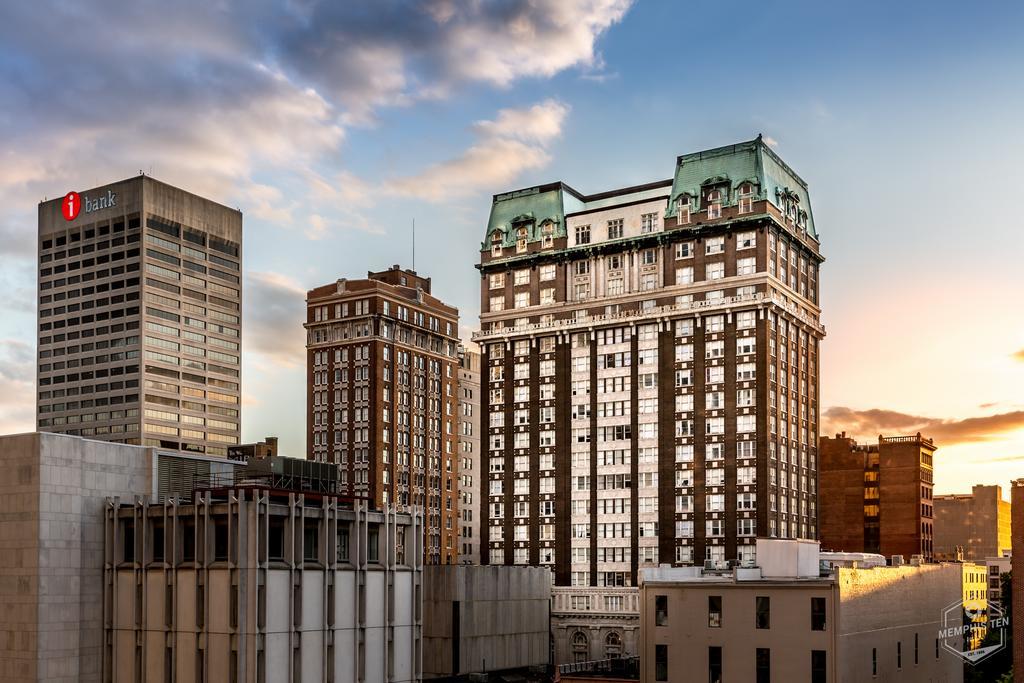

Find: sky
[1,0,1023,494]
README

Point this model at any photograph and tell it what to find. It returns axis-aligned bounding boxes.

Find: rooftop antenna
[412,218,416,271]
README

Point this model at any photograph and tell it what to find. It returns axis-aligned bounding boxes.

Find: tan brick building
[305,266,460,564]
[639,539,964,683]
[933,484,1011,561]
[819,433,935,561]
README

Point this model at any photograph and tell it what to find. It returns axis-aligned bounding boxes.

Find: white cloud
[385,100,570,201]
[0,1,632,248]
[473,99,569,144]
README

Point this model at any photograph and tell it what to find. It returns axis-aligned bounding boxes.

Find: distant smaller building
[819,433,935,561]
[1011,480,1024,678]
[227,435,279,461]
[983,554,1011,606]
[639,539,965,683]
[551,587,639,666]
[422,564,550,679]
[456,345,481,565]
[933,484,1011,561]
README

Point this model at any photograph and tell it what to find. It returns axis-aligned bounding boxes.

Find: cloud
[978,454,1024,463]
[271,0,631,121]
[822,406,1024,446]
[472,99,570,144]
[0,1,632,249]
[763,136,780,148]
[385,100,569,201]
[0,339,36,434]
[1013,348,1024,362]
[243,272,308,367]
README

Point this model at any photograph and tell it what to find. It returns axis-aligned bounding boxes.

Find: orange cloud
[822,406,1024,446]
[1013,348,1024,362]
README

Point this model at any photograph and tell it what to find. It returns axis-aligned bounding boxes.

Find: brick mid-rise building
[305,265,460,564]
[819,433,935,561]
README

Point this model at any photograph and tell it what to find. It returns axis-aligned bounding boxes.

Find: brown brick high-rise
[476,137,825,586]
[819,433,935,560]
[1011,479,1024,680]
[305,265,460,564]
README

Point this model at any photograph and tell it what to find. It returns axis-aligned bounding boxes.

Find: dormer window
[707,190,722,220]
[676,197,691,225]
[786,199,798,224]
[738,183,754,214]
[491,230,503,257]
[516,227,528,253]
[541,223,554,248]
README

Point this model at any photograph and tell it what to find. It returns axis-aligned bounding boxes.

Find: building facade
[819,433,935,561]
[456,346,481,564]
[422,565,550,678]
[0,432,242,683]
[983,554,1011,607]
[37,176,243,457]
[1011,479,1024,678]
[305,265,460,564]
[475,137,824,586]
[638,539,964,683]
[551,586,639,665]
[933,484,1011,561]
[105,487,423,683]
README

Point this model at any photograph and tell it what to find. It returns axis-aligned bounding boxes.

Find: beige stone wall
[422,564,550,677]
[835,564,963,682]
[639,579,836,683]
[0,433,153,683]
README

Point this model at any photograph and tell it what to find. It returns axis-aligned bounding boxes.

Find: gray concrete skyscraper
[36,176,242,456]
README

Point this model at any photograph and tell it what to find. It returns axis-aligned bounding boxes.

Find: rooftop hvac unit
[890,555,905,567]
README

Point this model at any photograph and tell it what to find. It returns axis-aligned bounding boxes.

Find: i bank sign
[61,189,116,221]
[938,598,1009,664]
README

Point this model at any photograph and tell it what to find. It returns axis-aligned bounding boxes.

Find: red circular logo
[62,191,81,221]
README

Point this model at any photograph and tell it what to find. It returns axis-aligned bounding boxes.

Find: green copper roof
[668,135,817,239]
[484,182,578,248]
[484,135,817,248]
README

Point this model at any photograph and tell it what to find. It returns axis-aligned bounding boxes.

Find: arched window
[605,631,622,658]
[707,189,722,219]
[572,631,589,663]
[738,183,754,214]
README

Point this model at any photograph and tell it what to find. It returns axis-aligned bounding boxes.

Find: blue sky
[1,0,1023,492]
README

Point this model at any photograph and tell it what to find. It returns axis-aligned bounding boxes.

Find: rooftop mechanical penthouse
[476,136,825,587]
